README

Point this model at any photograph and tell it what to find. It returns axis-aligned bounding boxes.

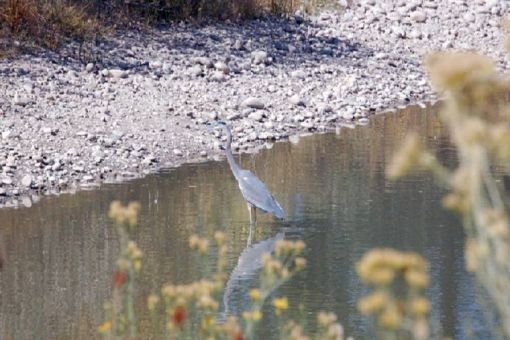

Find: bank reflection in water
[0,104,495,339]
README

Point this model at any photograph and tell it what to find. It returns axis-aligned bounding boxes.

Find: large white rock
[410,11,427,23]
[241,97,265,110]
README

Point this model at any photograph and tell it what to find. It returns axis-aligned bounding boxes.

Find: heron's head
[208,120,231,132]
[206,119,226,127]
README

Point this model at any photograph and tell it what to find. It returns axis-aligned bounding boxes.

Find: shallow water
[0,105,496,339]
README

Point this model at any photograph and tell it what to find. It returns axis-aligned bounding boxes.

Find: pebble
[211,72,226,82]
[21,196,32,207]
[408,29,422,39]
[13,93,30,106]
[410,11,427,23]
[464,13,475,22]
[150,60,162,69]
[289,94,305,106]
[233,39,243,50]
[109,69,128,79]
[193,57,213,68]
[214,61,230,74]
[248,111,264,121]
[2,130,12,139]
[320,104,333,114]
[189,65,203,77]
[291,70,306,79]
[251,51,269,65]
[21,175,33,188]
[241,97,265,109]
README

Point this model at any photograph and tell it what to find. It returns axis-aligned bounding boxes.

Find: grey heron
[213,121,285,224]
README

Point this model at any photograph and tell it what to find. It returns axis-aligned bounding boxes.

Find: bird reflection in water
[220,231,285,321]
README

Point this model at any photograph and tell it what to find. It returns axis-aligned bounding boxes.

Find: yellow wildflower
[116,258,130,271]
[133,259,142,272]
[147,294,160,311]
[326,323,344,339]
[273,297,289,311]
[189,234,199,248]
[243,310,262,321]
[108,201,140,227]
[161,284,176,298]
[201,315,215,330]
[442,192,469,213]
[370,268,395,286]
[97,321,112,334]
[294,240,306,252]
[358,291,387,315]
[410,297,430,316]
[295,257,307,269]
[404,270,430,289]
[378,308,402,330]
[249,289,261,301]
[214,231,226,244]
[317,311,337,326]
[198,294,219,310]
[198,239,209,254]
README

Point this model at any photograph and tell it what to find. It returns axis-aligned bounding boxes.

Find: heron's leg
[247,223,254,246]
[248,204,257,225]
[247,203,253,225]
[251,206,257,225]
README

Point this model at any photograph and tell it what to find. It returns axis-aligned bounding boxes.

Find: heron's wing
[237,170,285,219]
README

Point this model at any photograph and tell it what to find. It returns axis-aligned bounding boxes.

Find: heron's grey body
[218,122,285,222]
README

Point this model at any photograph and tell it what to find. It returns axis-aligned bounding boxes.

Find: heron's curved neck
[223,126,241,177]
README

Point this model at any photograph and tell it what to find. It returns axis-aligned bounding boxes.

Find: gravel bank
[0,0,508,208]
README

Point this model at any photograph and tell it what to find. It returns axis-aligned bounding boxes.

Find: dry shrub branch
[388,40,510,337]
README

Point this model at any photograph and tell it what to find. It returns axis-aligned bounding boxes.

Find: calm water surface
[0,105,495,339]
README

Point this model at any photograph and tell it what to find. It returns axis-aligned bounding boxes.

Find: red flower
[232,331,244,340]
[113,271,127,288]
[172,306,187,328]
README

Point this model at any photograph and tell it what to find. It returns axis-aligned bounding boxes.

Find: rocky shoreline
[0,0,508,208]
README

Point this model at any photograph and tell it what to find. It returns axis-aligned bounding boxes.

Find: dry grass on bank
[0,0,335,55]
[0,0,103,54]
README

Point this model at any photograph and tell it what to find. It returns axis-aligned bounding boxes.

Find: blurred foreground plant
[99,201,142,339]
[99,201,346,339]
[388,49,510,337]
[357,249,430,339]
[243,239,306,337]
